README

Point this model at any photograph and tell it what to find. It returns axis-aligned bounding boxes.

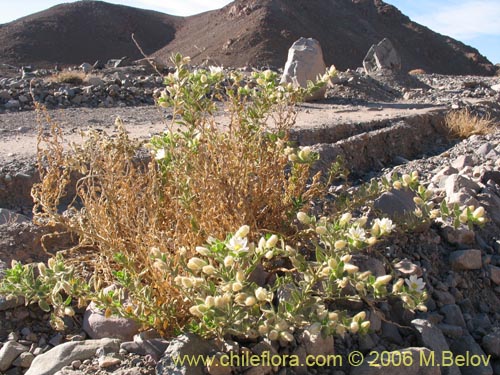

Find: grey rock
[352,255,385,277]
[350,347,439,375]
[381,322,404,345]
[478,190,500,226]
[0,295,24,311]
[441,304,466,328]
[451,155,475,169]
[444,174,481,197]
[394,258,422,277]
[441,226,475,245]
[87,77,104,87]
[12,352,34,368]
[488,265,500,285]
[0,90,11,100]
[79,63,92,74]
[437,323,463,339]
[83,301,140,341]
[4,100,20,109]
[0,341,29,372]
[450,334,493,375]
[299,329,334,357]
[98,355,121,368]
[374,188,417,220]
[482,330,500,357]
[363,38,401,74]
[432,166,459,187]
[120,338,169,360]
[280,37,327,101]
[156,333,218,375]
[412,319,460,375]
[446,191,480,207]
[449,249,482,270]
[25,338,120,375]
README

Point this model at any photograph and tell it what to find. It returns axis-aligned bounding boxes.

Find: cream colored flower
[334,240,347,250]
[154,148,166,161]
[350,321,359,334]
[224,255,234,267]
[405,275,425,292]
[228,236,249,254]
[297,212,310,224]
[202,265,216,275]
[234,225,250,238]
[255,287,270,302]
[372,218,395,236]
[348,227,366,242]
[266,234,279,248]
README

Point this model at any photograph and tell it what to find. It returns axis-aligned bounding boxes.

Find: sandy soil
[0,101,445,164]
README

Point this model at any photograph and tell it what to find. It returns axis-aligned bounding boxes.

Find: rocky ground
[0,65,499,375]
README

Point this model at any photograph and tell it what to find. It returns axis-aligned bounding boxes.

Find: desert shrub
[445,108,497,138]
[0,55,486,340]
[50,70,87,85]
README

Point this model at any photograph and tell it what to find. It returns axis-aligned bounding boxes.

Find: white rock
[25,338,121,375]
[0,341,29,372]
[280,37,327,101]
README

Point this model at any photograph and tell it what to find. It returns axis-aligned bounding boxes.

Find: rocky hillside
[152,0,495,75]
[0,0,495,75]
[0,1,183,67]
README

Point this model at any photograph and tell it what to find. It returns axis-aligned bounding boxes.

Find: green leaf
[38,300,51,312]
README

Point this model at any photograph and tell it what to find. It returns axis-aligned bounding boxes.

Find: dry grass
[408,68,426,75]
[444,108,497,138]
[48,70,87,85]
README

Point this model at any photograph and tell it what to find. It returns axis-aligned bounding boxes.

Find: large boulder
[280,37,327,101]
[363,38,401,74]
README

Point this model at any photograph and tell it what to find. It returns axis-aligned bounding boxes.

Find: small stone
[483,330,500,357]
[444,174,481,197]
[449,249,482,270]
[98,355,121,368]
[440,304,466,328]
[451,155,475,169]
[0,341,29,372]
[71,360,82,369]
[12,352,34,368]
[488,265,500,285]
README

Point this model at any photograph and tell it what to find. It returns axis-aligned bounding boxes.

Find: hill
[153,0,495,75]
[0,1,183,67]
[0,0,495,75]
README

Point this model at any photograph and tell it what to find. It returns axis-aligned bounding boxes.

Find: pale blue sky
[0,0,498,63]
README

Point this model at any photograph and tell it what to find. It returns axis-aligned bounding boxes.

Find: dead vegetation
[444,108,498,138]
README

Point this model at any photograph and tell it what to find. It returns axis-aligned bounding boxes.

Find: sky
[0,0,498,64]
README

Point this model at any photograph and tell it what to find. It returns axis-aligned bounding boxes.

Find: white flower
[347,227,366,242]
[228,236,249,255]
[405,275,425,292]
[154,148,166,161]
[372,218,396,236]
[209,66,223,74]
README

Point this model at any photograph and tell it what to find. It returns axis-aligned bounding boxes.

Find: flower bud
[265,250,274,260]
[236,270,245,283]
[393,181,402,189]
[334,240,347,250]
[473,206,485,218]
[268,330,279,341]
[266,234,279,248]
[280,331,294,342]
[195,246,210,256]
[38,262,47,277]
[341,254,352,263]
[392,278,404,293]
[373,275,392,288]
[297,212,310,224]
[255,287,269,302]
[232,282,243,292]
[350,321,359,334]
[361,321,371,330]
[245,296,257,306]
[189,305,203,318]
[327,258,338,269]
[353,311,366,322]
[224,255,234,267]
[187,257,206,272]
[339,213,352,225]
[205,296,215,307]
[402,174,411,185]
[235,225,250,238]
[64,306,75,316]
[343,263,359,274]
[202,265,216,275]
[413,197,424,206]
[315,226,328,235]
[149,247,161,258]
